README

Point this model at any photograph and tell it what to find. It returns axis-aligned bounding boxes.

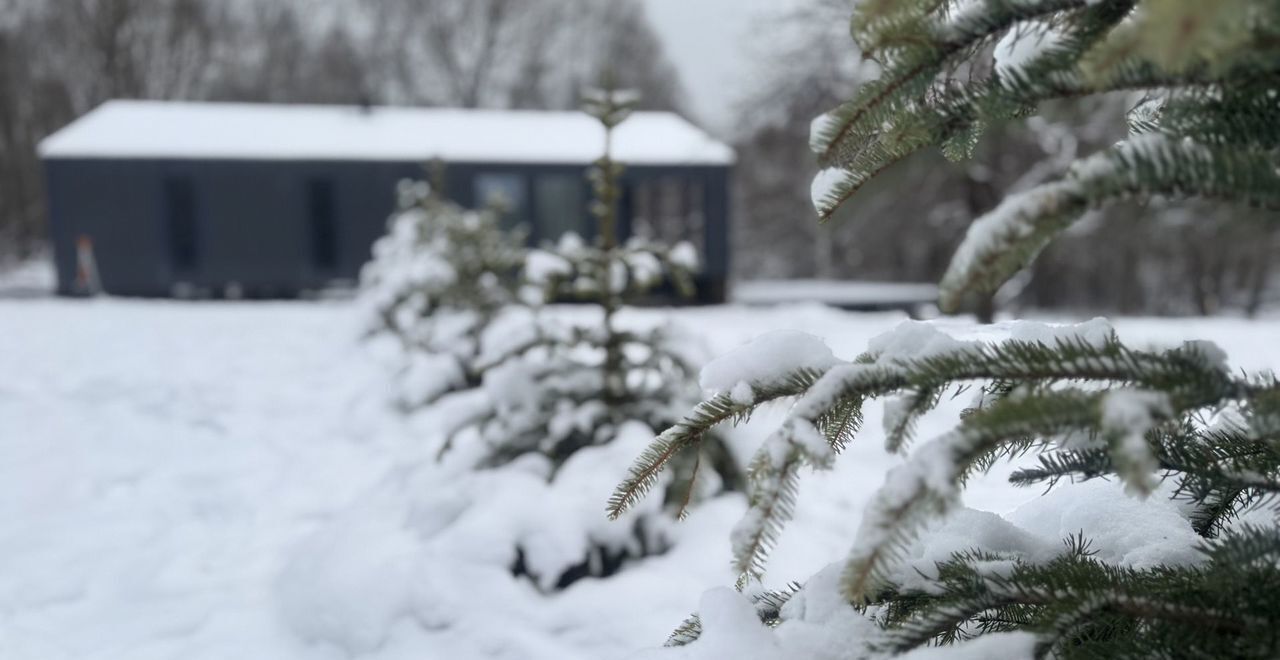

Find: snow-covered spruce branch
[1009,412,1280,536]
[875,552,1058,652]
[766,333,1236,444]
[614,323,1246,589]
[874,544,1273,657]
[810,54,1279,222]
[1153,81,1280,149]
[730,419,839,585]
[810,0,1280,222]
[814,0,1103,166]
[866,539,1100,647]
[613,329,1233,498]
[812,0,1135,173]
[840,377,1276,607]
[884,387,943,453]
[938,134,1280,312]
[840,390,1110,603]
[607,367,829,520]
[1201,523,1280,568]
[1026,582,1264,656]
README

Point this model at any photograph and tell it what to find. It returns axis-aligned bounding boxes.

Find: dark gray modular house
[39,100,734,301]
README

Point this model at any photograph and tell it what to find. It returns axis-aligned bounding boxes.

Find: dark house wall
[43,158,731,301]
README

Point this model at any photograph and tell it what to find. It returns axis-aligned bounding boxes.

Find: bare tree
[564,0,687,112]
[359,0,561,107]
[210,4,371,104]
[33,0,228,109]
[358,0,685,112]
[729,0,869,280]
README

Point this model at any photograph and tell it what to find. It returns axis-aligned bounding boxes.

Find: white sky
[643,0,799,136]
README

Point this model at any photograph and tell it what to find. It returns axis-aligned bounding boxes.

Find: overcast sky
[643,0,799,136]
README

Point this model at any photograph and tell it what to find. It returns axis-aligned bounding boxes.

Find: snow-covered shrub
[614,1,1280,657]
[359,180,527,409]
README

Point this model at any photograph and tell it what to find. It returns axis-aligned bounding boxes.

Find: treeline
[7,0,1270,315]
[730,0,1279,316]
[0,0,683,261]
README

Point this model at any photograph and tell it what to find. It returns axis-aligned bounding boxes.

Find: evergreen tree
[359,176,527,409]
[612,1,1280,656]
[467,87,707,470]
[386,86,742,590]
[452,84,741,493]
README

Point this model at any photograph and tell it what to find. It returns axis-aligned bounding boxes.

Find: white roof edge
[38,100,735,166]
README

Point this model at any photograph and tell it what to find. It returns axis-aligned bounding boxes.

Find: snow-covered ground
[0,259,55,298]
[1,299,1277,659]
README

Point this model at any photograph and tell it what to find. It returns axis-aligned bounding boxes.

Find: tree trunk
[1245,231,1276,318]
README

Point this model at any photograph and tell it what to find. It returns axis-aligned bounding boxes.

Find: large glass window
[474,173,528,230]
[163,176,198,272]
[306,178,338,271]
[631,176,705,253]
[534,174,587,241]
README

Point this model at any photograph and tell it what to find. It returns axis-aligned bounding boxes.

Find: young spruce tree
[359,176,527,410]
[419,85,742,590]
[612,1,1280,657]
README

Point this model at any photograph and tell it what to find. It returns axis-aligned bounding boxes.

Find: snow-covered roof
[38,100,735,166]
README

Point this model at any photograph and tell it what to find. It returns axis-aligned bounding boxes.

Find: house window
[534,174,587,240]
[632,176,705,253]
[306,178,338,271]
[474,173,527,230]
[163,176,198,272]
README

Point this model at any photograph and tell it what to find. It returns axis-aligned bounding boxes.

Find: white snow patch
[1183,339,1229,370]
[399,352,467,407]
[1007,479,1204,569]
[669,242,700,272]
[277,513,423,655]
[699,330,839,393]
[889,508,1058,594]
[0,257,55,296]
[1008,317,1116,348]
[627,250,665,286]
[810,167,848,213]
[629,576,878,660]
[867,320,973,362]
[898,632,1038,659]
[639,587,778,660]
[525,249,573,287]
[809,112,840,153]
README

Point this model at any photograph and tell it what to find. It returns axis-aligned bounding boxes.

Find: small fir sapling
[612,1,1280,656]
